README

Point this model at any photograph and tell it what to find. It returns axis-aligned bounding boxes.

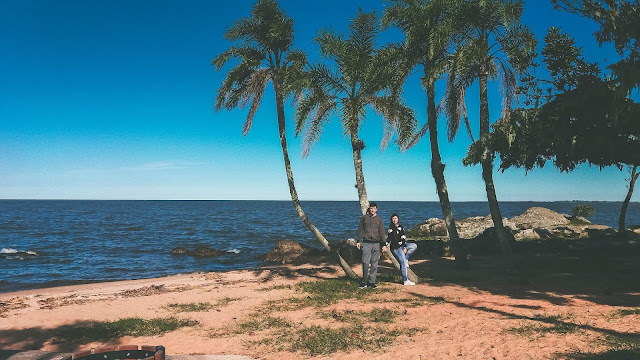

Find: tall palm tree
[212,0,358,278]
[295,10,419,282]
[295,10,416,214]
[446,0,536,263]
[382,0,469,268]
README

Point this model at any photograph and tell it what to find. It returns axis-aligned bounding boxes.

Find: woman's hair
[389,213,399,227]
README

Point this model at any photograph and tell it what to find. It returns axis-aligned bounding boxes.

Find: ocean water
[1,200,638,293]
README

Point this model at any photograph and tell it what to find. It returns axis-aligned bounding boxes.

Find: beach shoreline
[2,256,639,359]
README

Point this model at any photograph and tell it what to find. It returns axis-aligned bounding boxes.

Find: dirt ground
[1,253,639,360]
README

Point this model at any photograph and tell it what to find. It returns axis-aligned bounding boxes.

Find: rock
[511,207,570,229]
[261,240,306,264]
[465,227,517,255]
[573,216,592,224]
[171,246,231,257]
[171,247,189,255]
[190,246,229,257]
[406,218,448,238]
[407,215,516,240]
[514,228,540,241]
[338,244,361,265]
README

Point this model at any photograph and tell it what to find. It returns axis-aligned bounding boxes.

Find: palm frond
[371,95,417,151]
[215,62,256,111]
[405,122,430,150]
[496,57,517,123]
[241,68,270,135]
[301,100,337,158]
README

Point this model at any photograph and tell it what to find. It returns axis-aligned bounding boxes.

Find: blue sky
[0,0,634,201]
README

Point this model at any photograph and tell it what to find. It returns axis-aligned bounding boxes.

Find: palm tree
[295,10,416,213]
[382,0,469,268]
[295,10,419,282]
[212,0,358,278]
[446,0,536,264]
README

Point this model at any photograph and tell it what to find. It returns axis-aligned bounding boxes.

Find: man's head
[368,201,377,216]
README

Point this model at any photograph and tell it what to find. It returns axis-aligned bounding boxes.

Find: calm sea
[1,200,638,293]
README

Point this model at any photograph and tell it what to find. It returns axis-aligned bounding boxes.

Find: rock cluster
[407,207,616,241]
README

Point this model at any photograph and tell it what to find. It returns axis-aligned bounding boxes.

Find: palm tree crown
[213,0,306,135]
[295,10,416,157]
[446,0,537,136]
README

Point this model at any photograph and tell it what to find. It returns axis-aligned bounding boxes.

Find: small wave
[228,249,241,254]
[0,248,38,259]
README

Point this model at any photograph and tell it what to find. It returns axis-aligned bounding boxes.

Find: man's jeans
[393,243,417,281]
[361,242,380,284]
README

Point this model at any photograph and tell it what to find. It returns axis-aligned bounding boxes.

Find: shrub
[572,204,595,218]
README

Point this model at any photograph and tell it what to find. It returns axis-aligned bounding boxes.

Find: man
[356,201,387,289]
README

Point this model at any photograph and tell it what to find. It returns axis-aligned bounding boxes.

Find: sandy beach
[2,255,639,360]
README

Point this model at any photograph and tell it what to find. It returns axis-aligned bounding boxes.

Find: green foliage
[320,308,399,324]
[290,324,399,356]
[509,313,581,337]
[488,4,640,173]
[55,317,198,343]
[617,308,640,316]
[235,313,292,333]
[295,10,416,156]
[446,0,537,142]
[166,302,214,312]
[573,204,595,218]
[213,0,307,135]
[295,278,395,306]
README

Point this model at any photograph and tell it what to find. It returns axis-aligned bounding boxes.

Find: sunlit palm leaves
[295,10,416,157]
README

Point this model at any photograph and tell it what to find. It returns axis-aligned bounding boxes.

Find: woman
[387,213,417,285]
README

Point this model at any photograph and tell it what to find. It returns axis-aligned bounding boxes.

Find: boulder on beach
[259,240,307,264]
[511,207,570,229]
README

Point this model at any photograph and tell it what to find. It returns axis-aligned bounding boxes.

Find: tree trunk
[275,84,358,278]
[350,132,369,215]
[426,79,468,268]
[350,129,419,282]
[479,71,513,264]
[619,165,639,232]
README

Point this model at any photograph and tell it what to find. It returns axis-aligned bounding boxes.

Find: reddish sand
[1,256,639,359]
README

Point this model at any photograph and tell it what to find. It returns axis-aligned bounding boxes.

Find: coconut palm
[212,0,357,278]
[446,0,537,263]
[382,0,469,267]
[295,10,416,215]
[295,10,419,282]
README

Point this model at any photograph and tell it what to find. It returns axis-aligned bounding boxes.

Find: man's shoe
[367,283,377,289]
[404,280,415,286]
[359,282,368,289]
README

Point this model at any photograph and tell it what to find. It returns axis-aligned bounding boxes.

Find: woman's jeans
[393,243,417,281]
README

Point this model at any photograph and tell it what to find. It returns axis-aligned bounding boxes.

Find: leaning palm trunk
[479,72,513,264]
[275,85,358,278]
[619,165,639,233]
[426,81,468,268]
[350,129,420,282]
[350,133,369,215]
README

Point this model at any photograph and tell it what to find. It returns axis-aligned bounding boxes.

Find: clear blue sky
[0,0,634,201]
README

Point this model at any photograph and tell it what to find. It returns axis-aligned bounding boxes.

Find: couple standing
[355,201,417,288]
